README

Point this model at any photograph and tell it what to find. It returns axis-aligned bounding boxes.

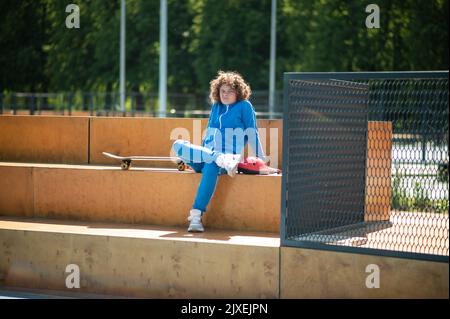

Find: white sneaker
[187,209,204,232]
[215,153,242,177]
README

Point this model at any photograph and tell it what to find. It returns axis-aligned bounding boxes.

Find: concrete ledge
[0,115,89,164]
[280,247,448,298]
[0,217,279,298]
[89,117,207,167]
[0,116,282,168]
[0,116,391,231]
[90,117,283,169]
[1,216,447,299]
[0,115,389,182]
[0,166,34,217]
[0,163,281,232]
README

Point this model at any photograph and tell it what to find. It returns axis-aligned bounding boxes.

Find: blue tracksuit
[172,99,265,213]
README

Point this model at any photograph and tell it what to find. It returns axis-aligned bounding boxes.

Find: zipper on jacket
[219,104,229,129]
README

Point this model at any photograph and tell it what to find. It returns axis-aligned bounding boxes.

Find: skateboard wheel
[121,160,131,170]
[177,162,186,171]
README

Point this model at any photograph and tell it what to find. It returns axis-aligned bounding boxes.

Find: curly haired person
[172,70,266,232]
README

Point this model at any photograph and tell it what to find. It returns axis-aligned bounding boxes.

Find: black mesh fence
[281,72,449,261]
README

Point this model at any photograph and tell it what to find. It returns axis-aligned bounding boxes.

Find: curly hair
[209,70,252,104]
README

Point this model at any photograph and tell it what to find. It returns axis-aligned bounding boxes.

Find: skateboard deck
[102,152,187,171]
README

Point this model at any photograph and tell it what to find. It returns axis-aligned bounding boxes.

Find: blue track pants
[172,139,225,213]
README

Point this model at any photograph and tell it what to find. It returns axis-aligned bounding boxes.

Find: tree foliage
[0,0,448,94]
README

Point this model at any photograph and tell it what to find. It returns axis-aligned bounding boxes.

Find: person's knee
[172,139,186,148]
[172,139,188,155]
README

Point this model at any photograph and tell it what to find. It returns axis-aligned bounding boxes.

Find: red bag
[237,156,281,175]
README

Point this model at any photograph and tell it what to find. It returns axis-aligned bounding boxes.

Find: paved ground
[0,288,72,299]
[0,287,128,299]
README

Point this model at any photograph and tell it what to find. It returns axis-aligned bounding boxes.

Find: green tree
[277,0,449,74]
[0,0,48,92]
[403,0,449,70]
[190,0,272,92]
[1,0,448,100]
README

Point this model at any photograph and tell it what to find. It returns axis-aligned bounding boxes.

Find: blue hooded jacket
[202,100,266,160]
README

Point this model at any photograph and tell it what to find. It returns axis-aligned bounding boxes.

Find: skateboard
[102,152,187,171]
